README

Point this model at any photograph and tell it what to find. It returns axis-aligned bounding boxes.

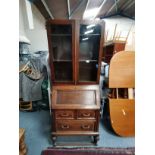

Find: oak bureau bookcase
[46,20,105,146]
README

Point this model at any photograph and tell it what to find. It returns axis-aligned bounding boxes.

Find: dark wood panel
[51,85,100,109]
[57,90,95,105]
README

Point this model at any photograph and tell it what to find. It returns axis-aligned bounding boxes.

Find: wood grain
[109,51,135,88]
[108,51,135,137]
[109,99,135,136]
[52,85,100,109]
[46,19,105,84]
[56,120,95,131]
[51,85,100,145]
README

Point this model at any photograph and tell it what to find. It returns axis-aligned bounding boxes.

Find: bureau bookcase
[46,19,105,145]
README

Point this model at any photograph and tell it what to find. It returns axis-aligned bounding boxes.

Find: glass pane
[50,24,73,82]
[53,62,72,82]
[79,62,98,82]
[79,24,101,82]
[80,24,101,35]
[51,25,72,34]
[52,36,72,61]
[79,35,100,60]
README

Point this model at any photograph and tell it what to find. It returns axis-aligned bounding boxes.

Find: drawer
[56,120,95,131]
[77,110,96,119]
[55,110,74,119]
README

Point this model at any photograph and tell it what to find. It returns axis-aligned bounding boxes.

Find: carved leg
[94,135,99,145]
[52,136,57,146]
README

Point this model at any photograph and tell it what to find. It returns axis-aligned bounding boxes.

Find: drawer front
[56,120,95,131]
[77,110,96,119]
[55,110,74,119]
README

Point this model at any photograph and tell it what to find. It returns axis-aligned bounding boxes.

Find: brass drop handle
[82,113,91,117]
[61,124,69,129]
[81,125,90,129]
[61,113,69,117]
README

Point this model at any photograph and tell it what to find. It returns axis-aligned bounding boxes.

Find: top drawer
[55,110,74,119]
[77,110,96,119]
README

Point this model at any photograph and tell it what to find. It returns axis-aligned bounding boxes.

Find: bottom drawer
[56,120,95,131]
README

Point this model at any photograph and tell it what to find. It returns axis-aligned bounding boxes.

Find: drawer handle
[82,113,91,117]
[81,125,90,129]
[61,124,69,129]
[61,113,70,117]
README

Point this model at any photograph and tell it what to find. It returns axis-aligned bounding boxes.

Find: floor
[19,110,135,155]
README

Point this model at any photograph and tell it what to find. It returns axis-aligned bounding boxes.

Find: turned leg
[94,135,99,145]
[52,136,57,146]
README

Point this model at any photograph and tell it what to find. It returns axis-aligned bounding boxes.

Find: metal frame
[119,0,133,12]
[118,13,135,20]
[82,0,89,19]
[104,0,121,17]
[94,0,108,19]
[33,0,135,21]
[41,0,54,19]
[70,0,86,19]
[67,0,71,19]
[121,0,135,12]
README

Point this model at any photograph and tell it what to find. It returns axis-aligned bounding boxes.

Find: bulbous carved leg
[52,136,57,146]
[94,135,99,145]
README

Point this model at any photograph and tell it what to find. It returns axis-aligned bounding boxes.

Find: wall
[19,0,48,52]
[103,16,135,51]
[19,0,26,37]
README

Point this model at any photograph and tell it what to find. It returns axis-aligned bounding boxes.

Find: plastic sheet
[19,48,50,102]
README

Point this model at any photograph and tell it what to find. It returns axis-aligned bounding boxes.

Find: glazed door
[77,20,104,84]
[47,20,75,84]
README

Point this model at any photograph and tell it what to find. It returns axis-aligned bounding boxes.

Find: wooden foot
[52,136,57,146]
[94,135,99,145]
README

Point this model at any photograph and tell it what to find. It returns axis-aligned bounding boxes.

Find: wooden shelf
[80,34,100,36]
[47,19,104,84]
[50,34,72,36]
[53,60,72,62]
[79,60,97,62]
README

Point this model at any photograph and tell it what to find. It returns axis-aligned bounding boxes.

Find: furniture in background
[19,43,50,111]
[108,51,135,136]
[102,41,126,63]
[46,19,105,145]
[102,24,132,64]
[19,99,32,111]
[19,128,27,155]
